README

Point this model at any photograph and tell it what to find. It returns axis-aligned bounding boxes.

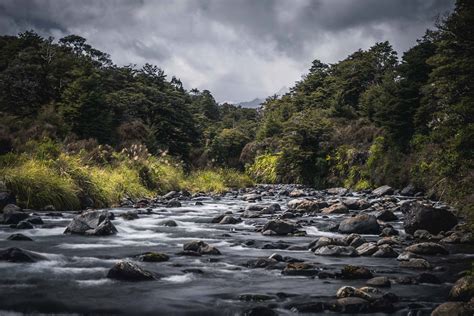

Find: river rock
[246,257,278,269]
[399,258,432,269]
[328,297,370,313]
[183,240,221,255]
[121,211,139,220]
[287,199,321,212]
[449,276,474,301]
[366,276,391,288]
[372,185,393,196]
[340,265,373,279]
[403,204,457,235]
[282,262,318,276]
[343,198,370,210]
[219,215,241,224]
[64,210,117,236]
[260,203,281,214]
[166,200,182,207]
[161,220,178,227]
[372,244,398,258]
[404,242,449,255]
[314,245,357,257]
[26,216,43,225]
[242,193,261,201]
[356,243,378,256]
[7,233,33,241]
[262,220,297,235]
[321,202,349,214]
[138,252,169,262]
[431,302,473,316]
[289,189,306,197]
[107,261,155,281]
[0,247,46,262]
[380,227,399,237]
[2,206,29,225]
[326,187,348,195]
[376,210,398,222]
[309,237,345,250]
[336,286,372,300]
[400,184,416,196]
[15,220,34,229]
[339,214,380,234]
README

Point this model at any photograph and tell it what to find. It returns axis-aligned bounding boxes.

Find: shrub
[246,153,280,183]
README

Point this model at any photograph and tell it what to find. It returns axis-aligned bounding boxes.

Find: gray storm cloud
[0,0,454,102]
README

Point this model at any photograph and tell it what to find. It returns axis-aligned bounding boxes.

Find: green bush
[246,153,280,183]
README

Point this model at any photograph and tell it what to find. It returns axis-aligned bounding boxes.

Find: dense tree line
[246,0,472,211]
[0,32,257,168]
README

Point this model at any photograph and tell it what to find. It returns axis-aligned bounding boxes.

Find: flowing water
[0,191,472,315]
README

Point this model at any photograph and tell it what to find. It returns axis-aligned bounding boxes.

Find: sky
[0,0,454,103]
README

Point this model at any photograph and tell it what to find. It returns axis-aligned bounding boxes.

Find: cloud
[0,0,454,102]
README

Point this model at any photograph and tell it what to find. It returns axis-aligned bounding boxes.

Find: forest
[0,0,472,218]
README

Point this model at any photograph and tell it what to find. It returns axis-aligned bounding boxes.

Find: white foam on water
[56,243,118,249]
[305,226,342,238]
[76,279,111,287]
[162,273,195,284]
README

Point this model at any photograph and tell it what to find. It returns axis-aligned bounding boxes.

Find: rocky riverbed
[0,185,473,315]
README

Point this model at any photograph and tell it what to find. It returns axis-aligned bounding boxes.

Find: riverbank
[0,184,472,315]
[0,145,253,211]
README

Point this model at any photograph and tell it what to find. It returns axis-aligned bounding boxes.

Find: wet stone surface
[0,184,472,315]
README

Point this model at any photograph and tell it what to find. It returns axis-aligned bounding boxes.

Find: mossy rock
[138,252,170,262]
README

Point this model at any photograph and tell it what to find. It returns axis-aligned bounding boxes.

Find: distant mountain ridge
[236,86,289,108]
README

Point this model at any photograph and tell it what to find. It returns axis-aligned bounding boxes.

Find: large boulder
[449,276,474,302]
[2,205,29,225]
[0,191,16,209]
[339,214,380,234]
[106,261,155,281]
[183,240,221,255]
[64,210,117,236]
[0,247,46,262]
[403,204,457,235]
[431,302,473,316]
[262,220,297,235]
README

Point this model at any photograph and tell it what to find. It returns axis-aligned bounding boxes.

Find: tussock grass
[0,150,253,210]
[186,169,253,193]
[2,159,80,210]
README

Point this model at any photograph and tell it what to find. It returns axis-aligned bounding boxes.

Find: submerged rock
[7,233,33,241]
[0,247,46,262]
[137,252,169,262]
[366,276,391,288]
[107,261,155,281]
[64,210,117,236]
[399,258,432,269]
